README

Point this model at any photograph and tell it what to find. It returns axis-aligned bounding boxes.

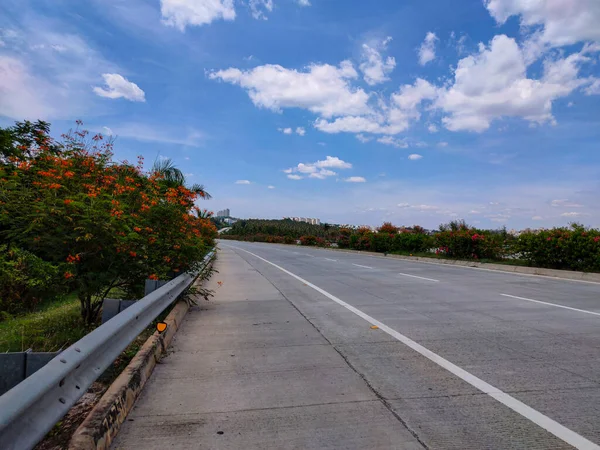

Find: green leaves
[0,121,216,325]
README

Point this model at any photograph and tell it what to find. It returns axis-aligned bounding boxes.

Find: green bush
[224,219,338,240]
[299,235,318,246]
[515,224,600,271]
[370,233,393,252]
[0,245,63,318]
[336,228,352,248]
[392,231,433,253]
[434,221,503,260]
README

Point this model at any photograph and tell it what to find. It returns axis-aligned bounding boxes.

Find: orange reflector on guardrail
[156,322,167,333]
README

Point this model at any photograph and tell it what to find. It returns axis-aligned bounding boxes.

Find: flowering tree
[377,222,398,234]
[0,121,216,324]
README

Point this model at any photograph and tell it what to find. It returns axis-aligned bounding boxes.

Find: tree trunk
[79,293,101,325]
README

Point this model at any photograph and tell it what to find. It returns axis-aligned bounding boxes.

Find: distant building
[284,217,321,225]
[216,208,230,218]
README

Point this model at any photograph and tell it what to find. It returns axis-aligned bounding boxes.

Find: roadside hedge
[515,224,600,271]
[222,220,600,273]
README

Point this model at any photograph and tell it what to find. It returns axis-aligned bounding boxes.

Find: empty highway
[114,242,600,449]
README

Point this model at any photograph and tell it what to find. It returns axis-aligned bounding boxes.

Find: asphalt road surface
[114,242,600,449]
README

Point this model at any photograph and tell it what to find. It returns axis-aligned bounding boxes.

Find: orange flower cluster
[66,254,82,263]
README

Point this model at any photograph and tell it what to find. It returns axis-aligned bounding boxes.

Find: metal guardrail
[0,250,215,450]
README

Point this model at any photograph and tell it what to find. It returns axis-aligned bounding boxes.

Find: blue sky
[1,0,600,229]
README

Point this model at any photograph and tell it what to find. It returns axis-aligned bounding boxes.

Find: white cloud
[316,78,437,135]
[279,127,293,134]
[249,0,273,20]
[377,136,408,148]
[437,141,448,147]
[454,34,468,55]
[408,154,423,160]
[315,116,395,134]
[360,36,396,85]
[297,0,311,6]
[551,199,584,208]
[268,185,275,189]
[310,169,337,179]
[392,78,437,109]
[397,203,410,208]
[585,79,600,96]
[93,73,145,102]
[532,215,543,220]
[235,180,252,184]
[345,176,366,183]
[561,211,589,217]
[296,127,306,136]
[436,35,593,132]
[484,0,600,48]
[314,155,352,169]
[160,0,236,31]
[102,126,113,135]
[284,156,351,180]
[297,163,317,174]
[209,61,369,118]
[210,27,597,138]
[414,204,439,211]
[418,32,438,65]
[356,134,372,143]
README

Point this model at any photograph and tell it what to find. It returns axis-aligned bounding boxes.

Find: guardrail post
[0,354,26,396]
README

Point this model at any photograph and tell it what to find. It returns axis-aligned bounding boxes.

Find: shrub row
[224,219,339,239]
[223,220,600,273]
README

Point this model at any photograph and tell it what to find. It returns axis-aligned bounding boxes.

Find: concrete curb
[68,299,190,450]
[321,247,600,283]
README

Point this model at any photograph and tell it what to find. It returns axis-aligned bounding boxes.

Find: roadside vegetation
[0,120,217,351]
[222,219,600,273]
[223,218,339,242]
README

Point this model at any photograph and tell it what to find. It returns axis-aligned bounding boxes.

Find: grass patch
[0,294,89,353]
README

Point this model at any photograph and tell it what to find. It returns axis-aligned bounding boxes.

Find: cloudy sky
[1,0,600,228]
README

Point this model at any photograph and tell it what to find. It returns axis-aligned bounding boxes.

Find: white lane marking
[352,263,374,269]
[324,258,338,262]
[398,272,439,283]
[227,245,599,450]
[292,252,300,255]
[500,293,600,317]
[305,254,316,258]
